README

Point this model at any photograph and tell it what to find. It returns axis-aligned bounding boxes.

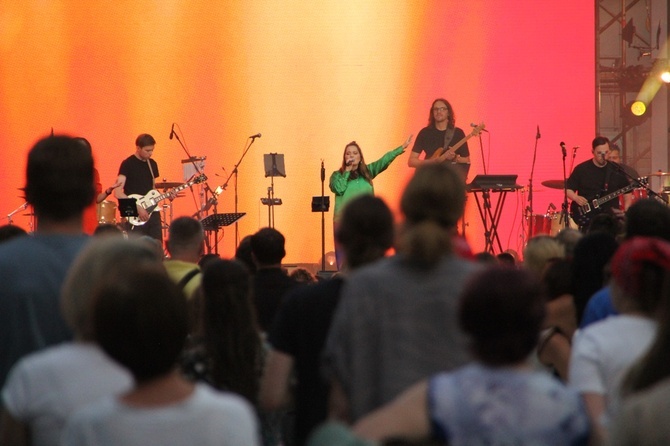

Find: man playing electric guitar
[113,133,167,243]
[408,98,473,180]
[566,136,631,231]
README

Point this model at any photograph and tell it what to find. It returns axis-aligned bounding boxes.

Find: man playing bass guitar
[566,136,631,231]
[408,98,473,180]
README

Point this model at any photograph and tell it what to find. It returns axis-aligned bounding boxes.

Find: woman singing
[329,136,411,269]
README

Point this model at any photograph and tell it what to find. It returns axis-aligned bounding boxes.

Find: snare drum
[97,200,117,225]
[528,214,552,238]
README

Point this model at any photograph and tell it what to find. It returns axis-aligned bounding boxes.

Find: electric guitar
[569,177,648,227]
[127,174,207,226]
[429,122,485,179]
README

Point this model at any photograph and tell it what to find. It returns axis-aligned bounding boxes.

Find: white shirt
[569,315,656,426]
[2,343,132,446]
[61,384,260,446]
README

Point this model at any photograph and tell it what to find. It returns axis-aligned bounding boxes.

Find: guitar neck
[450,132,475,151]
[594,183,636,207]
[152,181,194,204]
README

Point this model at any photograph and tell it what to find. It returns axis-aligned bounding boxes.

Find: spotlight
[661,70,670,84]
[630,101,646,116]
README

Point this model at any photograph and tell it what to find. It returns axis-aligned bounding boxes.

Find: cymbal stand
[527,127,540,238]
[160,195,175,240]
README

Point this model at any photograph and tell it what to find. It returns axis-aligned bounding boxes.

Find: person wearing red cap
[568,236,670,445]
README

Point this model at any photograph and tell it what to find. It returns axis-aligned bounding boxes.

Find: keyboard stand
[470,188,511,254]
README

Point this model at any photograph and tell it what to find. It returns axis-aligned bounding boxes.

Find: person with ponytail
[323,163,479,423]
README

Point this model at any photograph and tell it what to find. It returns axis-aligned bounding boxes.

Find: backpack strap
[177,268,201,290]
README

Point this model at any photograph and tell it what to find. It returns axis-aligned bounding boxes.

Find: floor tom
[97,200,117,225]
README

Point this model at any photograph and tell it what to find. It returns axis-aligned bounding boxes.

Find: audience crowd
[2,135,670,445]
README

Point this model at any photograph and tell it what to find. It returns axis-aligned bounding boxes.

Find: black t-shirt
[118,155,159,196]
[566,160,629,211]
[268,276,345,446]
[412,126,469,159]
[252,268,300,333]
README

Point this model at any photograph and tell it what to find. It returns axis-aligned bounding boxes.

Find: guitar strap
[443,127,456,152]
[603,163,613,194]
[146,159,156,186]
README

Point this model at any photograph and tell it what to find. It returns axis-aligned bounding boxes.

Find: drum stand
[6,202,28,224]
[160,199,175,240]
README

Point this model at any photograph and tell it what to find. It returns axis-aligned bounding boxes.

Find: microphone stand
[171,127,215,252]
[217,136,259,245]
[609,163,666,204]
[320,161,326,271]
[478,132,487,175]
[560,145,569,230]
[172,127,214,214]
[527,128,540,238]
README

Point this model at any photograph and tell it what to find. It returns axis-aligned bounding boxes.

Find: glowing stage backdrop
[0,1,594,262]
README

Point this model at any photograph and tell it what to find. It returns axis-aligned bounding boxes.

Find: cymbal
[155,181,182,189]
[648,172,670,177]
[541,180,565,189]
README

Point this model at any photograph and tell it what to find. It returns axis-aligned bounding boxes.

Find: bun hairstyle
[398,163,465,267]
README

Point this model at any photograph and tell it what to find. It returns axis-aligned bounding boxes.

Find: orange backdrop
[0,1,595,262]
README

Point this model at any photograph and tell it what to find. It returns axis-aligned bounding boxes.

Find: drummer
[607,146,644,211]
[606,146,639,182]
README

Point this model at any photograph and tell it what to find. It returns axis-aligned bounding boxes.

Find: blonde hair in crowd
[398,163,465,267]
[60,238,164,341]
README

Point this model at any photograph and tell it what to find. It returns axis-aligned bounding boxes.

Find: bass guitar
[428,122,485,161]
[127,174,207,226]
[569,177,648,227]
[429,122,485,180]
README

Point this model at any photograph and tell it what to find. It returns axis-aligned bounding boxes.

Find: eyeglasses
[432,106,448,112]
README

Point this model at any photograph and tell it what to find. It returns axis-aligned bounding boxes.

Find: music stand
[200,213,246,255]
[117,198,139,217]
[467,175,522,254]
[201,213,246,231]
[263,153,285,228]
[311,196,330,212]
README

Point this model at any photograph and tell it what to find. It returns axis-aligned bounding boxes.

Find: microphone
[249,133,262,139]
[536,125,541,139]
[321,160,325,182]
[346,159,354,166]
[169,123,175,140]
[560,141,566,157]
[470,123,489,132]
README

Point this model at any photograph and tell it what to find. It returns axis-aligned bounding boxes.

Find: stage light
[630,101,646,116]
[318,251,338,271]
[661,70,670,84]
